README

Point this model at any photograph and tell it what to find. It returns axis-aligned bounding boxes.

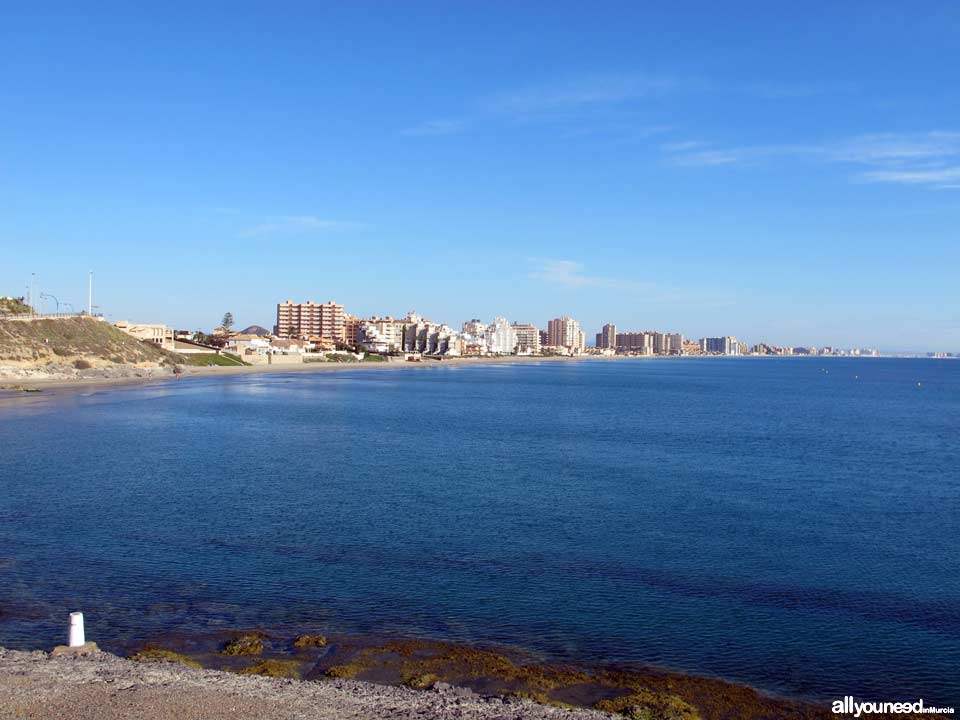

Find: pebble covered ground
[0,647,613,720]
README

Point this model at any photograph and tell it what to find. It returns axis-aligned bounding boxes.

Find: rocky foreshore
[0,646,612,720]
[0,361,175,383]
[0,353,611,393]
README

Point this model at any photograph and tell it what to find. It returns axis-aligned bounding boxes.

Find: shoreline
[0,618,936,720]
[0,629,846,720]
[0,646,610,720]
[0,354,610,395]
[0,352,930,397]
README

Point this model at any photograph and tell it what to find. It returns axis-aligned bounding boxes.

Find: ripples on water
[0,358,958,704]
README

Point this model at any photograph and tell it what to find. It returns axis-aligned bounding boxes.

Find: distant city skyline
[2,3,958,353]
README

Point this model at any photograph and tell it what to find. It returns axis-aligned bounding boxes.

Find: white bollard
[68,612,85,647]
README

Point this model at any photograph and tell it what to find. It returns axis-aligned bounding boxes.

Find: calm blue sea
[0,358,958,704]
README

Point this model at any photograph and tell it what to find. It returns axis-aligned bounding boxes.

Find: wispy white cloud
[663,141,811,167]
[857,167,960,185]
[401,72,686,141]
[528,258,738,308]
[484,72,678,120]
[670,148,747,166]
[830,132,960,165]
[661,140,707,152]
[742,82,828,99]
[241,216,363,237]
[663,131,960,189]
[529,259,630,289]
[558,123,672,142]
[401,73,681,146]
[402,71,842,143]
[400,119,466,136]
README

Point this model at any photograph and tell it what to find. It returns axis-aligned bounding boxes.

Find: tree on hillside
[221,312,234,333]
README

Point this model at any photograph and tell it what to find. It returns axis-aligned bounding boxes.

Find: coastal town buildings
[398,312,460,355]
[615,332,654,355]
[357,316,405,353]
[344,314,362,348]
[114,320,174,350]
[226,333,273,359]
[651,332,683,355]
[512,322,541,354]
[700,336,741,355]
[547,316,583,352]
[666,333,684,355]
[460,319,487,353]
[462,319,487,339]
[486,317,518,354]
[596,323,616,349]
[275,300,345,343]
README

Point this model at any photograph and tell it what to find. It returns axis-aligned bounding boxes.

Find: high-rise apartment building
[399,312,459,355]
[487,317,518,354]
[276,300,345,342]
[461,319,487,340]
[511,322,541,353]
[665,333,684,355]
[357,316,405,353]
[649,332,684,355]
[653,332,667,355]
[616,332,654,354]
[596,323,616,349]
[344,314,362,347]
[547,316,582,350]
[700,336,740,355]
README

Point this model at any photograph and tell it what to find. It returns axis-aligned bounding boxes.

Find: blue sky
[2,2,958,352]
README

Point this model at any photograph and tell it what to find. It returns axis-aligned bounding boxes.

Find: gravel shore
[0,647,612,720]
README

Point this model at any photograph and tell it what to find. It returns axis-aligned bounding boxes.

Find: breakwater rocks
[0,647,612,720]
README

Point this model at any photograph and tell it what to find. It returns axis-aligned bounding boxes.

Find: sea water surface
[0,358,958,704]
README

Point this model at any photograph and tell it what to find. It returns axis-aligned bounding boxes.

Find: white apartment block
[700,336,741,355]
[511,322,541,353]
[486,317,518,354]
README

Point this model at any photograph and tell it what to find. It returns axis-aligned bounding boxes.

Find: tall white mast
[88,270,93,315]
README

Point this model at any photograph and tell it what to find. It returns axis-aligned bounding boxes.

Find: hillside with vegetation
[0,317,179,367]
[0,297,32,316]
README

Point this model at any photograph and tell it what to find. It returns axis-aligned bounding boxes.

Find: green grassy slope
[179,352,247,367]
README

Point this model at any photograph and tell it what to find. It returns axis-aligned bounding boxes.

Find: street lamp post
[40,292,60,314]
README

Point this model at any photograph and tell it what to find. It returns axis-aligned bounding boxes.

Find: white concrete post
[68,612,85,647]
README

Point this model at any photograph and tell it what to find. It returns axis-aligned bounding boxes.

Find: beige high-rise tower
[547,316,582,350]
[275,300,345,342]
